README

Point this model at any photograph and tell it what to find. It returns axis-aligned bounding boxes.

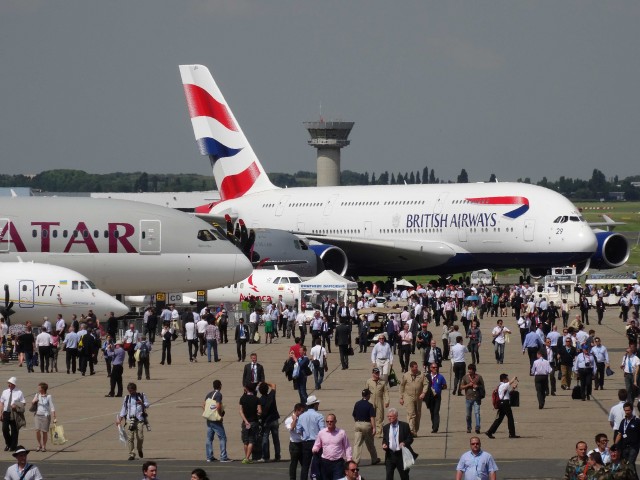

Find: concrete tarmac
[0,307,633,478]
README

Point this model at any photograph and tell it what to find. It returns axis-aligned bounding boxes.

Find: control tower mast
[303,120,354,187]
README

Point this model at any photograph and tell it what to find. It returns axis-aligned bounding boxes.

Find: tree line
[0,167,638,201]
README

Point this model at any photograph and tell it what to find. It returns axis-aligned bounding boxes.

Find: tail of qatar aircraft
[180,64,277,201]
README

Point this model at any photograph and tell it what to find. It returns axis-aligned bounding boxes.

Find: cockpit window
[273,277,281,284]
[86,281,97,289]
[197,230,217,241]
[578,215,585,222]
[569,216,579,222]
[289,277,302,284]
[81,281,91,289]
[72,281,79,290]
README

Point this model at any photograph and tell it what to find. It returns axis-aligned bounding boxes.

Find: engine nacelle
[308,243,349,276]
[590,231,630,269]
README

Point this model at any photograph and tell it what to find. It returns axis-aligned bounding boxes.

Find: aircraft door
[139,220,161,254]
[276,195,290,216]
[524,220,535,242]
[324,195,338,216]
[434,193,448,214]
[0,219,10,252]
[364,221,373,238]
[18,280,34,308]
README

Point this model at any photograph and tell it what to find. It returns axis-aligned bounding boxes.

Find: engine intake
[308,243,349,276]
[590,232,630,269]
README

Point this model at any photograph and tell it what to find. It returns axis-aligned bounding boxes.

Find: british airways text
[406,213,498,229]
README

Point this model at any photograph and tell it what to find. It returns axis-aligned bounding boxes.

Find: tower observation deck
[304,121,354,187]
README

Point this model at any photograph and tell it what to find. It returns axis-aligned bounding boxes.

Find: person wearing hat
[608,443,636,479]
[351,389,380,466]
[365,368,389,438]
[293,395,325,480]
[4,446,42,480]
[1,377,26,452]
[575,344,596,401]
[371,334,393,382]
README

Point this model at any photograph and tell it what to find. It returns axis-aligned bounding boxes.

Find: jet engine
[589,231,630,270]
[308,242,349,276]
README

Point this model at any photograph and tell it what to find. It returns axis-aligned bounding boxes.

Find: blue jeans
[465,399,481,431]
[261,419,281,460]
[313,364,325,389]
[298,375,308,404]
[205,420,228,461]
[494,342,505,363]
[207,340,219,362]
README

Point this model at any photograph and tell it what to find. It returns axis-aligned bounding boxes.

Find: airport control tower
[304,120,354,187]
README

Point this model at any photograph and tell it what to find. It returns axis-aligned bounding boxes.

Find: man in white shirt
[296,310,307,345]
[609,389,628,439]
[35,328,52,374]
[249,309,259,344]
[310,339,327,390]
[450,336,469,396]
[1,377,26,452]
[196,314,208,357]
[371,334,393,382]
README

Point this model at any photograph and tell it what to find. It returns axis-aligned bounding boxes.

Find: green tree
[457,169,469,183]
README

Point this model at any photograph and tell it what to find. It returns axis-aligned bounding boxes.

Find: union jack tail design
[180,65,277,201]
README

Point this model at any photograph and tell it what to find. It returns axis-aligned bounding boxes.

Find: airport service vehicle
[470,269,494,285]
[180,64,629,278]
[0,197,252,295]
[0,262,128,325]
[186,268,302,305]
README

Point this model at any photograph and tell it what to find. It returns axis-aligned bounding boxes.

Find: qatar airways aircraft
[0,197,253,294]
[0,262,129,325]
[179,64,629,277]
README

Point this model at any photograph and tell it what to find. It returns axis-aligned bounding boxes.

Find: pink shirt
[312,427,352,461]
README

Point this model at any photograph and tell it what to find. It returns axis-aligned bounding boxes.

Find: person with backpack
[485,373,519,439]
[135,336,152,381]
[116,382,150,461]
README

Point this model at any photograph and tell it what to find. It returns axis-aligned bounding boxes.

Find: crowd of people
[1,278,640,480]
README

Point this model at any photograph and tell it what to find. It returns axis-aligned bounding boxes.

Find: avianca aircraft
[179,64,628,277]
[187,269,302,306]
[0,197,253,294]
[0,262,129,325]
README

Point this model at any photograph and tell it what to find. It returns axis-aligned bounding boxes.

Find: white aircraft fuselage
[188,269,302,305]
[0,197,253,294]
[0,262,129,325]
[208,182,597,275]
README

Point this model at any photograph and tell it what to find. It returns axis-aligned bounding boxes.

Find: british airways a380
[0,197,253,294]
[179,64,629,278]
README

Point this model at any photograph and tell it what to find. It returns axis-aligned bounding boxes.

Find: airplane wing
[588,214,625,232]
[300,234,457,271]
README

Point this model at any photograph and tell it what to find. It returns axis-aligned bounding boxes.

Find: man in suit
[422,340,443,372]
[335,320,352,370]
[235,318,249,362]
[242,352,265,387]
[382,408,416,480]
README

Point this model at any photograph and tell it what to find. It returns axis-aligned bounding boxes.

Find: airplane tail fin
[179,64,277,201]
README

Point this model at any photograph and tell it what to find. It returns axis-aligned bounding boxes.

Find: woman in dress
[32,382,56,451]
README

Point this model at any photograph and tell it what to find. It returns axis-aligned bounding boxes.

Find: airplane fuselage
[209,182,597,275]
[0,262,129,325]
[190,269,302,305]
[0,197,253,294]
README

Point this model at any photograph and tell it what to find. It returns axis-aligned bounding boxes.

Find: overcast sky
[1,1,638,184]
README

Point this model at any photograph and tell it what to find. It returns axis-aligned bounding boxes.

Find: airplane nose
[235,253,254,283]
[107,296,130,318]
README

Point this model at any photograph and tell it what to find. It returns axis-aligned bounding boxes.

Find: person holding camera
[116,383,150,461]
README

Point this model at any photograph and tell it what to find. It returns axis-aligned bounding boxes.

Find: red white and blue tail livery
[180,64,627,276]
